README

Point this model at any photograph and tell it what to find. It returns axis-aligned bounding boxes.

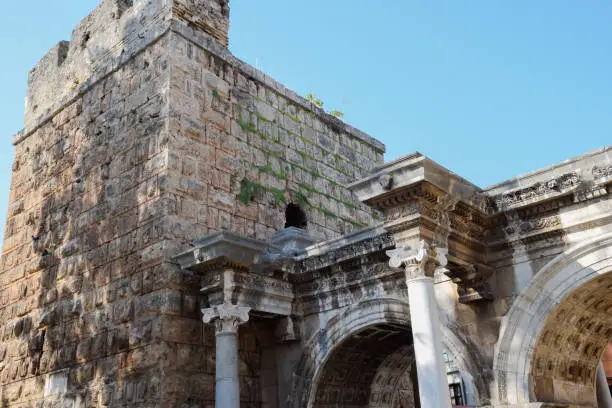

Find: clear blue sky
[0,1,610,243]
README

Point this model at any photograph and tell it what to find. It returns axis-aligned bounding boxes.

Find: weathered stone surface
[4,0,612,407]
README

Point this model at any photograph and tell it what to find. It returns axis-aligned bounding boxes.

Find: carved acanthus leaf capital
[386,240,448,279]
[202,302,251,334]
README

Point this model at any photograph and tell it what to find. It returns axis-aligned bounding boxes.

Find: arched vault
[493,232,612,406]
[288,296,484,407]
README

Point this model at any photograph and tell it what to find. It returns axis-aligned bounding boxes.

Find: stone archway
[313,322,419,407]
[288,296,483,407]
[493,233,612,406]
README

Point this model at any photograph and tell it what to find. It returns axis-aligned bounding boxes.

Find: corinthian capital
[202,302,251,334]
[386,240,448,279]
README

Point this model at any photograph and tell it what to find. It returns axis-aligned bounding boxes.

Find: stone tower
[0,0,385,406]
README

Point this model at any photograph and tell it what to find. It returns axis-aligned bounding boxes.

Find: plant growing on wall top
[306,93,324,108]
[306,93,344,119]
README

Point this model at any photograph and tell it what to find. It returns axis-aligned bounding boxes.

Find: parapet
[24,0,230,128]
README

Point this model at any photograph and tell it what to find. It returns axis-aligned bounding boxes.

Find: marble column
[388,240,452,408]
[202,302,251,408]
[597,361,612,408]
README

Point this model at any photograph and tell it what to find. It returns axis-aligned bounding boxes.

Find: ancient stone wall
[24,0,231,128]
[1,31,173,406]
[164,27,385,249]
[2,0,386,406]
[144,22,385,408]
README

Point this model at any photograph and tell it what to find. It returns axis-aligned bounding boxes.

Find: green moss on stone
[237,178,262,204]
[256,112,272,123]
[317,205,337,219]
[300,183,316,194]
[239,119,257,133]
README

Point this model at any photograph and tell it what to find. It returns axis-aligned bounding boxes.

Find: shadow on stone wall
[1,3,175,405]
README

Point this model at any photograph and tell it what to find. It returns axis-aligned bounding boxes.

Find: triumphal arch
[1,1,611,407]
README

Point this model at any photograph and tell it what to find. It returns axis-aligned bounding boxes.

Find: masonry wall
[142,21,386,408]
[1,0,386,407]
[0,30,175,406]
[164,28,385,250]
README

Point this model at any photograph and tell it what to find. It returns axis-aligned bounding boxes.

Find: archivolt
[287,296,483,407]
[492,232,612,405]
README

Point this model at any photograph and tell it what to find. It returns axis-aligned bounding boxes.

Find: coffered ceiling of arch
[313,324,419,408]
[531,272,612,406]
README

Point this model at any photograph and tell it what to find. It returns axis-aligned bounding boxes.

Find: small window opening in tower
[285,203,307,229]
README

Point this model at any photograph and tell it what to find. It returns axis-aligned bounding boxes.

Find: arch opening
[313,323,421,408]
[492,233,612,406]
[288,297,483,407]
[530,272,612,406]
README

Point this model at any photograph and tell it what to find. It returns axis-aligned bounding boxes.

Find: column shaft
[597,361,612,408]
[407,276,452,408]
[202,302,250,408]
[216,331,240,408]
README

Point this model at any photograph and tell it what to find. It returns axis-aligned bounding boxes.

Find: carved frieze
[295,262,408,316]
[493,172,580,210]
[385,201,420,222]
[433,195,458,248]
[296,263,390,296]
[470,191,495,215]
[233,272,293,295]
[593,164,612,180]
[504,214,562,235]
[297,233,395,273]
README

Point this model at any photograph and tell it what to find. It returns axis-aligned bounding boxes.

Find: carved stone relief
[313,324,417,408]
[493,172,580,210]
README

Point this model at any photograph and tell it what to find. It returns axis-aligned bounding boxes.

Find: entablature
[173,231,295,318]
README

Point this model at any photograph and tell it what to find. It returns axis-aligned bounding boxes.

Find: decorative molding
[202,302,250,334]
[297,233,395,273]
[592,164,612,180]
[387,240,447,279]
[233,271,293,295]
[573,185,608,203]
[493,172,580,210]
[450,211,487,241]
[504,214,562,235]
[385,201,420,222]
[199,268,294,317]
[174,231,273,273]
